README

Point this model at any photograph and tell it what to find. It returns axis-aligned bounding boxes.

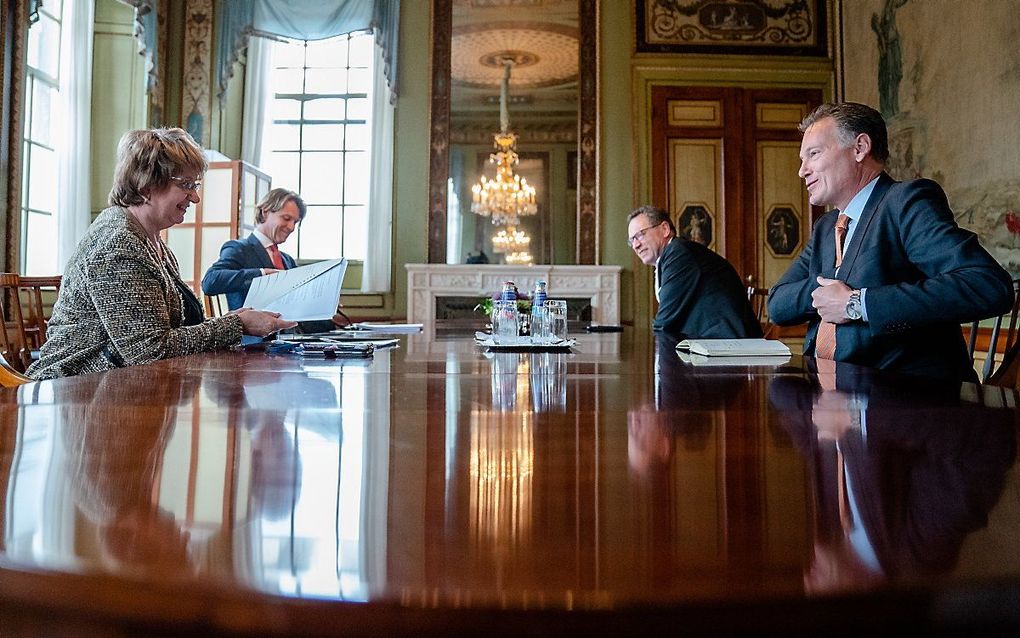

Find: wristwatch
[845,289,863,321]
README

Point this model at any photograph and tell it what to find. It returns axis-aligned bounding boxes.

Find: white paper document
[676,338,791,357]
[677,351,791,366]
[353,322,423,333]
[242,258,347,322]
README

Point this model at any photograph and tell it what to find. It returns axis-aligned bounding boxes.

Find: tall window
[22,0,64,275]
[260,32,374,262]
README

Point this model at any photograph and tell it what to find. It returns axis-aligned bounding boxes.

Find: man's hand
[260,268,282,275]
[812,277,852,324]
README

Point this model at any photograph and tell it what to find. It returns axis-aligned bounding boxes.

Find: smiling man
[768,102,1012,382]
[627,205,761,338]
[202,188,345,331]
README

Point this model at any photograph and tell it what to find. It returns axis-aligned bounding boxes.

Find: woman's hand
[233,307,298,337]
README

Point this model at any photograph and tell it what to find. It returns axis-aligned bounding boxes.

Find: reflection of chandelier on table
[471,58,537,228]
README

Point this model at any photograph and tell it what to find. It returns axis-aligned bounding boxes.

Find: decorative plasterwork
[451,22,579,89]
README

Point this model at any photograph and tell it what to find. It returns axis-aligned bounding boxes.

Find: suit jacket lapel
[840,173,894,280]
[247,233,275,269]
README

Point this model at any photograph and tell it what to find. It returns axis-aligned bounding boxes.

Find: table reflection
[487,351,569,412]
[4,352,393,602]
[769,361,1017,594]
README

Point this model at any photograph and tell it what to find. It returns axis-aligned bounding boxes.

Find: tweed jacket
[27,206,244,380]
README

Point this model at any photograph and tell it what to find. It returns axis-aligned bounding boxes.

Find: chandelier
[471,58,537,226]
[492,226,531,254]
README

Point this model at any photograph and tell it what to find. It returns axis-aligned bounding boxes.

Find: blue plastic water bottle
[500,281,517,303]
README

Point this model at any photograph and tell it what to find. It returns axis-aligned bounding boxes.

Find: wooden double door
[651,86,822,289]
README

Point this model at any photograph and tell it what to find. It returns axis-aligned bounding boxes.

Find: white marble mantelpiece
[406,264,622,337]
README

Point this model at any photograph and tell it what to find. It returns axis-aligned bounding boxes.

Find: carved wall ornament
[637,0,828,57]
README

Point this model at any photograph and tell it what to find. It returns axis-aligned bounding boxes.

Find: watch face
[846,295,863,320]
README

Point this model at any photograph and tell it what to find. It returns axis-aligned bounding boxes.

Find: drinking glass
[545,300,568,341]
[531,305,551,343]
[491,300,520,344]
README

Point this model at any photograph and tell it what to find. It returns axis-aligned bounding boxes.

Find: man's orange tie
[267,244,285,270]
[815,214,851,360]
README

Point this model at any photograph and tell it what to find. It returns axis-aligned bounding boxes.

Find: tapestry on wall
[636,0,828,56]
[841,0,1020,275]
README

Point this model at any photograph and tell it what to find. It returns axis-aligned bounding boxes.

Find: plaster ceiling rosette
[451,21,579,90]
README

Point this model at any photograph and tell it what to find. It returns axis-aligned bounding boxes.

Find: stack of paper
[353,322,423,333]
[676,338,791,357]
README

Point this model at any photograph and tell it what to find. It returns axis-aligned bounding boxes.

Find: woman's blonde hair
[108,128,207,207]
[255,188,306,224]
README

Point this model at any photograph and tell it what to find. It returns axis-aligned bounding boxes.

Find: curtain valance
[217,0,399,104]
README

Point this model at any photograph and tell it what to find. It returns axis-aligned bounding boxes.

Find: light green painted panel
[91,0,146,212]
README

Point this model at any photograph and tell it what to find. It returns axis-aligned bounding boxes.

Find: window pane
[28,144,57,213]
[25,212,57,276]
[266,151,300,192]
[302,123,344,151]
[343,152,368,204]
[306,38,349,68]
[31,80,55,146]
[300,152,342,203]
[270,66,305,94]
[267,123,301,150]
[273,40,306,69]
[348,33,374,66]
[345,123,369,151]
[342,206,367,260]
[21,141,30,208]
[28,14,61,78]
[347,97,369,121]
[347,67,371,94]
[304,98,344,120]
[305,68,346,94]
[271,98,301,120]
[298,206,342,260]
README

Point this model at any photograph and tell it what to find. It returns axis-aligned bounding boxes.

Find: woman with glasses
[27,128,296,379]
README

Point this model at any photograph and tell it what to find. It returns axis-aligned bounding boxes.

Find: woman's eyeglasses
[170,176,203,192]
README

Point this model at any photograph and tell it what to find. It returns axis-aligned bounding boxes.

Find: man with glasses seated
[627,205,761,338]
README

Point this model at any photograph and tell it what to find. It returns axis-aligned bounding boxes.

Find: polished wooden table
[0,331,1018,636]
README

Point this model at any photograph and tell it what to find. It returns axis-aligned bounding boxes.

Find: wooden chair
[18,275,61,352]
[746,286,775,338]
[0,350,32,387]
[0,274,31,372]
[968,278,1020,383]
[204,294,228,318]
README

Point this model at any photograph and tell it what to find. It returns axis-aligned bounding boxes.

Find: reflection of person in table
[27,128,294,380]
[201,187,345,332]
[63,369,203,573]
[768,362,1015,594]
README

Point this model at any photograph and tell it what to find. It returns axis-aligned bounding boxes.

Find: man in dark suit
[628,205,761,338]
[768,102,1013,382]
[202,188,343,331]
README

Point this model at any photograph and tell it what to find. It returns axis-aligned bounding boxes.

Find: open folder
[242,258,347,322]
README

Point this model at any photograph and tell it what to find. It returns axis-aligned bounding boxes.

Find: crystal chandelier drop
[491,226,531,254]
[471,58,537,227]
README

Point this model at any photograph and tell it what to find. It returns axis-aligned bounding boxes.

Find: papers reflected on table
[677,351,791,367]
[242,258,347,322]
[352,322,423,333]
[676,338,791,357]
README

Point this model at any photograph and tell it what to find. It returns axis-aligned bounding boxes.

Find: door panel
[651,86,821,289]
[667,138,724,254]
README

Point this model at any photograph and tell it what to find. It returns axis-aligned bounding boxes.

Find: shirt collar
[253,229,274,248]
[840,175,880,223]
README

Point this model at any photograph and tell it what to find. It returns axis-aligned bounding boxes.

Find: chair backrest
[17,275,61,351]
[746,286,774,337]
[0,350,33,387]
[0,273,30,372]
[204,294,227,318]
[969,278,1020,383]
